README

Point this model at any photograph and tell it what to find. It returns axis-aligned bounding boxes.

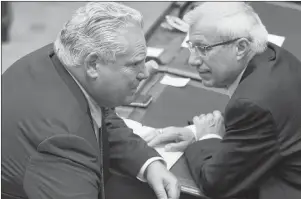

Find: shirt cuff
[185,125,197,140]
[137,157,166,182]
[185,125,222,141]
[199,134,222,141]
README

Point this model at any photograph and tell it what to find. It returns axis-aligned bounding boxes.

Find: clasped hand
[143,110,225,152]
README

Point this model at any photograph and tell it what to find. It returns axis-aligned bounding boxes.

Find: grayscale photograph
[2,2,301,199]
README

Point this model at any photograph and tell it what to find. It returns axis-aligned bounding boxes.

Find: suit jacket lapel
[49,48,101,154]
[49,47,110,194]
[49,48,90,114]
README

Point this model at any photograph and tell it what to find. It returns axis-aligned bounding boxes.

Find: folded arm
[185,98,281,198]
[103,108,180,199]
[103,107,162,178]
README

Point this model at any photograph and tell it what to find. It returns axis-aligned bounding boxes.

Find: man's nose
[188,53,203,68]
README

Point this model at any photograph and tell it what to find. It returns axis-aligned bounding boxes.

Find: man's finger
[165,179,180,199]
[193,116,202,127]
[206,113,214,121]
[205,113,214,126]
[165,141,190,152]
[143,130,159,143]
[144,135,156,143]
[151,181,167,199]
[213,110,224,125]
[148,131,179,147]
[199,114,205,119]
[216,116,225,132]
[213,110,222,118]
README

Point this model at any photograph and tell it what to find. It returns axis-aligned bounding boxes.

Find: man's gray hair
[54,2,143,66]
[184,2,268,54]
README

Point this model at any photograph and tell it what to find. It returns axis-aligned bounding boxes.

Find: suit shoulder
[232,49,301,110]
[2,43,94,147]
[3,43,54,75]
[228,51,301,135]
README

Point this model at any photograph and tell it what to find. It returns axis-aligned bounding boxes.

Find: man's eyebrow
[189,35,208,45]
[126,57,145,66]
[191,40,208,46]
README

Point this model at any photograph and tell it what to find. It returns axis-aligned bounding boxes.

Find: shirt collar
[64,68,102,128]
[226,66,247,97]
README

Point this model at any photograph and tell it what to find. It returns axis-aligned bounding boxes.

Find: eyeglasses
[186,38,241,57]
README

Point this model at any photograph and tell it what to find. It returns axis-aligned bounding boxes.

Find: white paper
[181,34,189,48]
[122,117,143,129]
[121,117,183,170]
[268,34,285,47]
[160,74,190,87]
[152,147,183,170]
[147,47,164,57]
[181,33,285,48]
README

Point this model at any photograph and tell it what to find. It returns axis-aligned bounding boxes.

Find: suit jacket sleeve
[103,107,160,177]
[184,98,281,198]
[23,134,101,199]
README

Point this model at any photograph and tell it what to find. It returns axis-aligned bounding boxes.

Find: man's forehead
[116,26,146,61]
[189,19,218,43]
[128,40,146,60]
[117,47,146,64]
[119,43,146,66]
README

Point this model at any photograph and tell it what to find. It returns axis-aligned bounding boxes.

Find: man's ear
[236,38,250,60]
[84,52,100,79]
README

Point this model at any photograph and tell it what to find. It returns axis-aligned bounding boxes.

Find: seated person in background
[148,2,301,199]
[1,2,180,199]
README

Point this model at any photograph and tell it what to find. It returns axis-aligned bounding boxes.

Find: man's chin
[202,80,215,88]
[202,79,226,88]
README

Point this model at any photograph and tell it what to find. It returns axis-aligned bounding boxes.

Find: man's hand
[145,161,180,199]
[193,110,225,139]
[148,127,195,152]
[141,128,161,143]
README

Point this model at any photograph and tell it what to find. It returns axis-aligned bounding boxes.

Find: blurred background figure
[1,1,12,43]
[1,2,86,72]
[1,1,172,73]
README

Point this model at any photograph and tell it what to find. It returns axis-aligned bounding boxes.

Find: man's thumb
[151,182,167,199]
[165,142,187,152]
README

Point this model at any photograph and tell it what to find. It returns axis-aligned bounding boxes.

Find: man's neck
[226,52,255,97]
[226,66,247,97]
[64,66,100,109]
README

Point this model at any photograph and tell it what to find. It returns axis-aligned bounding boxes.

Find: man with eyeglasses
[147,2,301,199]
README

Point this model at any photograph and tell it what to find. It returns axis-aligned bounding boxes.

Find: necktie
[98,127,106,199]
[99,127,110,183]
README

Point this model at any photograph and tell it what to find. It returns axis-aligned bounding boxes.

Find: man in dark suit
[147,2,301,199]
[1,2,180,199]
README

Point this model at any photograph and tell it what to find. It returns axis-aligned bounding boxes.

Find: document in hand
[121,117,184,170]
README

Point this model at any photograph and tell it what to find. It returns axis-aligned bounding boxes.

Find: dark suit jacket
[185,43,301,199]
[1,44,159,199]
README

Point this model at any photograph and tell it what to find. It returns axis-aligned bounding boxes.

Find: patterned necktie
[98,127,105,199]
[99,126,110,183]
[99,124,110,199]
